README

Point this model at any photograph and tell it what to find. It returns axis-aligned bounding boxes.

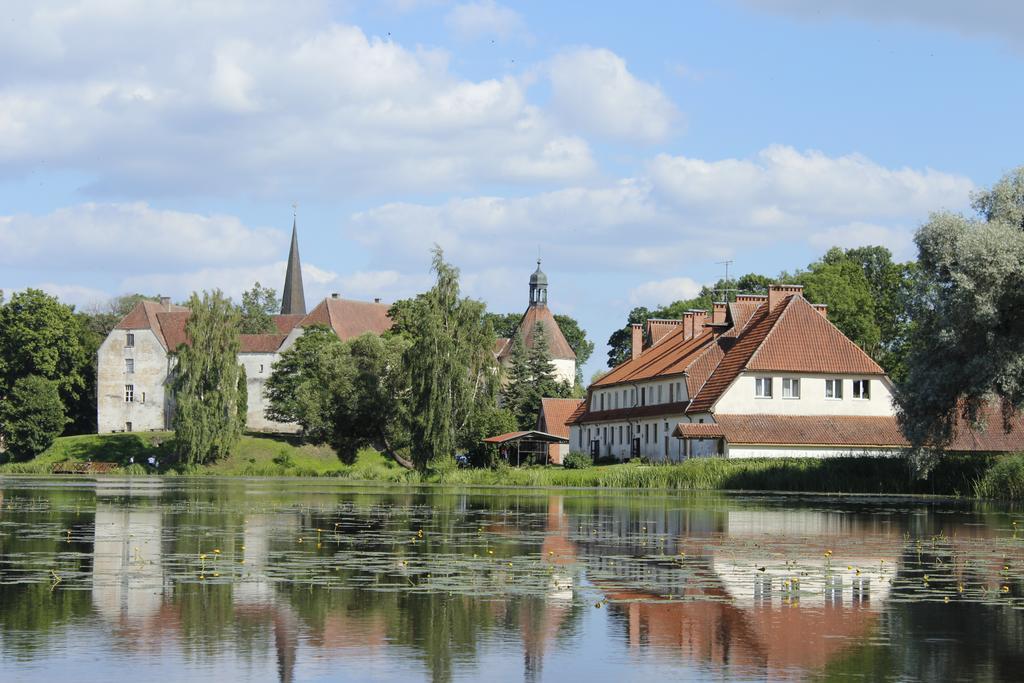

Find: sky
[1,0,1022,381]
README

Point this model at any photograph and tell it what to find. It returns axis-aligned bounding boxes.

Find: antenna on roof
[714,259,739,302]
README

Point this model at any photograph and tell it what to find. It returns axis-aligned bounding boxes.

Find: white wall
[714,372,896,416]
[552,358,576,386]
[726,444,904,459]
[97,328,170,433]
[590,377,687,413]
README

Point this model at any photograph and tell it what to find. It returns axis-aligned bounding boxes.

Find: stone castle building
[95,221,392,434]
[494,260,576,386]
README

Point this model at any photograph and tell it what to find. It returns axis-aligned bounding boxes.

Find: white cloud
[629,277,703,306]
[0,3,595,197]
[0,202,282,272]
[445,1,528,42]
[808,221,917,260]
[35,282,112,309]
[740,0,1024,50]
[549,48,681,143]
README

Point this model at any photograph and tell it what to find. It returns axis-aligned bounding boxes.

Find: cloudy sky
[1,1,1021,379]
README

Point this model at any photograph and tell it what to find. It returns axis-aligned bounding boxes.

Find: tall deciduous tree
[899,167,1024,450]
[239,281,279,334]
[172,290,246,466]
[0,375,68,461]
[405,247,499,470]
[265,325,343,442]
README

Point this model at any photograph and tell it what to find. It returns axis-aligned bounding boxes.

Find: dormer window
[126,332,135,348]
[755,377,773,398]
[782,378,800,399]
[853,379,871,400]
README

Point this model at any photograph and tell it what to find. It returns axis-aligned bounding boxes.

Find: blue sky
[1,0,1021,380]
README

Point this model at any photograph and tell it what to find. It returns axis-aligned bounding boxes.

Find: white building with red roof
[569,284,1023,460]
[96,223,393,434]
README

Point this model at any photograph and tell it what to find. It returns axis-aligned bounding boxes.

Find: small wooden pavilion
[482,430,569,467]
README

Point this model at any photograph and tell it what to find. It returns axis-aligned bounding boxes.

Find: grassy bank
[2,432,1020,499]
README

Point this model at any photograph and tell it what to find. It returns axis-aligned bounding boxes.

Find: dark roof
[482,430,569,444]
[281,219,306,315]
[538,398,585,439]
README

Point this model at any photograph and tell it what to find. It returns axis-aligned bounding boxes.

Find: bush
[562,451,593,469]
[272,449,295,469]
[0,375,68,461]
[975,452,1024,500]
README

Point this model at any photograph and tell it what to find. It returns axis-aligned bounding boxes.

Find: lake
[0,477,1022,682]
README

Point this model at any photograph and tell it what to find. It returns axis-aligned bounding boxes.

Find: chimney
[331,292,340,299]
[768,284,803,311]
[631,323,643,361]
[159,295,171,310]
[374,297,381,303]
[691,308,707,333]
[813,303,828,319]
[682,311,695,340]
[712,302,727,325]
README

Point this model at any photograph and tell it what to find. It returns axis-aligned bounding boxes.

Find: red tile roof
[674,423,726,438]
[273,314,305,335]
[646,319,682,346]
[538,398,585,439]
[498,304,575,361]
[593,326,715,387]
[482,430,568,444]
[677,414,909,448]
[747,296,884,375]
[944,403,1024,452]
[571,401,690,425]
[239,334,288,353]
[115,300,189,349]
[299,297,393,340]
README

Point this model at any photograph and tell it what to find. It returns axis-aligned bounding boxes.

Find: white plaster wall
[591,378,687,412]
[726,444,904,459]
[552,358,576,386]
[97,328,169,433]
[240,352,300,433]
[714,372,896,417]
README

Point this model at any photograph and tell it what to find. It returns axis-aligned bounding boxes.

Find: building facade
[96,222,393,434]
[495,260,577,386]
[568,284,1019,460]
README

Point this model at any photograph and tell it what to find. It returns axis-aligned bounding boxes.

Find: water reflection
[1,479,1023,682]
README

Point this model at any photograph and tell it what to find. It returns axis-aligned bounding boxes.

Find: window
[641,387,646,406]
[755,377,773,398]
[578,429,583,448]
[644,423,649,443]
[600,393,605,411]
[125,358,134,374]
[669,383,674,403]
[782,378,800,399]
[614,392,619,409]
[125,384,134,402]
[853,379,871,400]
[603,427,608,444]
[825,379,843,399]
[657,385,663,404]
[125,421,132,432]
[126,332,135,348]
[259,364,264,374]
[618,425,623,442]
[654,423,658,442]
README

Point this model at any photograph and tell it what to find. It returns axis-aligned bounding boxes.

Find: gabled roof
[747,296,884,375]
[498,304,575,361]
[299,297,393,340]
[538,398,585,439]
[115,300,189,350]
[155,312,192,351]
[273,314,305,334]
[593,325,715,387]
[239,334,288,353]
[482,430,569,444]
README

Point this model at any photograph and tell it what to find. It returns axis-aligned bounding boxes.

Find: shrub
[272,450,295,469]
[975,453,1024,500]
[0,375,68,461]
[563,451,593,469]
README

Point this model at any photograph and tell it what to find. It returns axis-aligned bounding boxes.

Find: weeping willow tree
[404,247,499,470]
[172,290,246,466]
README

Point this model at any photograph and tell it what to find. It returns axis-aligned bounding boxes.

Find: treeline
[606,167,1024,458]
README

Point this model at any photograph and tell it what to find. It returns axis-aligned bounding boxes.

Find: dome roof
[530,259,548,286]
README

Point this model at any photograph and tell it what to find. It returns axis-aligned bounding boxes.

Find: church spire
[281,215,306,315]
[529,258,548,306]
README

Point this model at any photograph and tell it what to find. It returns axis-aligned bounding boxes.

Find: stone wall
[96,328,170,433]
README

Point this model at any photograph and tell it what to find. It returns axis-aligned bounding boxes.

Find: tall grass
[974,453,1024,500]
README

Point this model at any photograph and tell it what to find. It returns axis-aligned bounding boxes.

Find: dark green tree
[171,290,245,466]
[265,325,343,442]
[898,167,1024,451]
[500,334,532,427]
[404,247,499,470]
[502,323,572,428]
[795,248,881,354]
[0,289,86,414]
[0,375,68,461]
[238,281,279,334]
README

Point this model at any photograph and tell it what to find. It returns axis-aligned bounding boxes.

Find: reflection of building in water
[92,480,166,622]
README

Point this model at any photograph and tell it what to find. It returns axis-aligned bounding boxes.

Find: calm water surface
[1,477,1023,682]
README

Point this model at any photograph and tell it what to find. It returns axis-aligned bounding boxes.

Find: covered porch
[482,430,570,467]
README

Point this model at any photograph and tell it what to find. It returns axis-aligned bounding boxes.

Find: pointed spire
[529,258,548,306]
[281,215,306,315]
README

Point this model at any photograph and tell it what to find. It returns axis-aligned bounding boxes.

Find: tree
[404,247,500,470]
[171,290,246,466]
[898,168,1024,450]
[500,334,532,427]
[553,314,594,385]
[0,375,68,461]
[265,325,343,442]
[239,282,279,334]
[795,248,881,354]
[0,289,86,412]
[502,323,572,429]
[483,313,522,339]
[606,306,650,368]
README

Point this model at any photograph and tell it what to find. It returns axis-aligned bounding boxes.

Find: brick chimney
[813,303,828,319]
[691,308,707,333]
[682,311,695,340]
[768,284,803,311]
[159,295,171,310]
[712,302,727,325]
[631,323,643,360]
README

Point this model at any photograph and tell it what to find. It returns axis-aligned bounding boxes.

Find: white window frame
[125,384,134,402]
[853,379,871,400]
[825,378,843,400]
[782,378,800,399]
[755,377,773,399]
